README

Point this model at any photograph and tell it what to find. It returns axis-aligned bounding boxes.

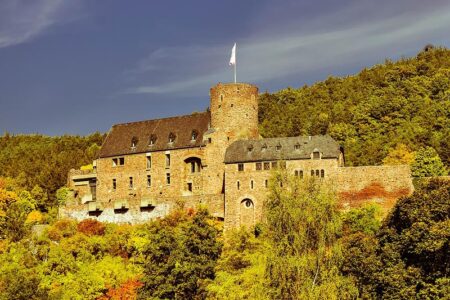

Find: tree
[139,208,222,300]
[411,146,447,177]
[383,144,415,166]
[264,172,358,299]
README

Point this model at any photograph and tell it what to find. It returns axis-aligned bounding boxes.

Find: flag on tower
[229,43,236,66]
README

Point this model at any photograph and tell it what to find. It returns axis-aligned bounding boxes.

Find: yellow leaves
[80,164,93,171]
[383,144,415,166]
[26,211,42,224]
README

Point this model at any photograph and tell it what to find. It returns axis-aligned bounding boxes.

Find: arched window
[149,134,157,146]
[168,132,176,143]
[191,130,198,141]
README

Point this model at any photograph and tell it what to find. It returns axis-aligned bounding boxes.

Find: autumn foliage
[77,218,106,236]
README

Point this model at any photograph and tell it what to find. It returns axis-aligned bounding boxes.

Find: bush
[77,219,106,236]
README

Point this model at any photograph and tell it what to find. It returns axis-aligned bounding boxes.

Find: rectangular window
[295,170,299,176]
[146,156,152,169]
[112,179,116,190]
[264,162,270,170]
[256,162,262,171]
[237,181,240,190]
[251,180,254,189]
[166,173,171,185]
[238,163,244,171]
[129,177,133,189]
[187,182,193,192]
[321,169,325,178]
[119,157,125,165]
[112,158,118,167]
[300,170,304,178]
[316,170,320,177]
[265,179,268,188]
[272,161,278,169]
[280,161,286,169]
[311,170,315,176]
[113,157,125,166]
[166,154,170,168]
[147,175,151,187]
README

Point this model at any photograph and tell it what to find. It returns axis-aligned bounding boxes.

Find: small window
[112,179,116,190]
[247,144,253,152]
[264,162,270,170]
[187,182,193,192]
[230,104,234,107]
[220,94,224,102]
[313,151,320,159]
[255,162,262,171]
[112,158,118,167]
[131,137,138,148]
[191,130,198,141]
[237,181,240,190]
[265,179,268,188]
[166,154,170,168]
[166,173,171,185]
[316,170,320,177]
[321,169,325,178]
[294,143,300,150]
[295,170,299,176]
[300,170,304,178]
[280,161,286,169]
[238,163,244,171]
[261,144,267,151]
[272,161,278,169]
[147,175,151,187]
[243,199,253,208]
[149,135,157,145]
[129,177,133,189]
[168,133,176,143]
[250,180,254,189]
[311,170,314,176]
[119,157,124,165]
[208,137,212,143]
[146,156,152,169]
[276,144,282,151]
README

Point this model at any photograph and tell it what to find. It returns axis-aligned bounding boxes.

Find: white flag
[229,43,236,66]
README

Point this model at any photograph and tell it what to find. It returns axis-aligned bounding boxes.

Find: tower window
[129,177,133,189]
[146,156,152,169]
[166,154,171,168]
[238,163,244,171]
[250,180,254,189]
[191,161,196,173]
[237,181,240,190]
[147,175,151,187]
[166,173,171,185]
[187,182,193,192]
[112,179,116,191]
[265,179,268,188]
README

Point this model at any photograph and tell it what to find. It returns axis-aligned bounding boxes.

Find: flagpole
[234,62,236,83]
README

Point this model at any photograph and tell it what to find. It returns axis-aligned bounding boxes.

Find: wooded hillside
[259,46,450,167]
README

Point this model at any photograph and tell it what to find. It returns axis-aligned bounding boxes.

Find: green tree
[411,146,447,177]
[138,208,222,300]
[264,172,358,299]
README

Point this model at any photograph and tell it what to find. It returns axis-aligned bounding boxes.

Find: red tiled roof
[99,112,210,158]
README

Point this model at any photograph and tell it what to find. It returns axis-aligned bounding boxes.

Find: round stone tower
[210,82,259,141]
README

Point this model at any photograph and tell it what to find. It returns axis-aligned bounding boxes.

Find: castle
[63,82,414,229]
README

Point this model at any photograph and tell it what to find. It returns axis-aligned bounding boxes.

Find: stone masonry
[63,82,414,229]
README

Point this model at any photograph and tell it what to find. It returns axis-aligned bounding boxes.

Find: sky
[1,0,450,135]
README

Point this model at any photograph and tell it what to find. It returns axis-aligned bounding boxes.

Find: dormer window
[168,133,176,143]
[247,144,253,152]
[131,137,138,149]
[294,143,300,150]
[149,135,157,146]
[261,144,267,151]
[312,148,321,159]
[276,143,282,151]
[191,130,198,141]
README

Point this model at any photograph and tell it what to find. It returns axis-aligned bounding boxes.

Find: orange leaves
[97,278,143,300]
[77,219,106,236]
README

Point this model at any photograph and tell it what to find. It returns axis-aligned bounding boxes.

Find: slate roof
[224,135,342,163]
[98,112,210,158]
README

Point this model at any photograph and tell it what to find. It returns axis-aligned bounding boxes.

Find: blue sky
[1,0,450,135]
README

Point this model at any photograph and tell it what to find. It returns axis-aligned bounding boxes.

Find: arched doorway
[240,198,255,227]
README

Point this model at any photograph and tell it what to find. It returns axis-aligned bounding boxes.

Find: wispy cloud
[125,2,450,95]
[0,0,74,48]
